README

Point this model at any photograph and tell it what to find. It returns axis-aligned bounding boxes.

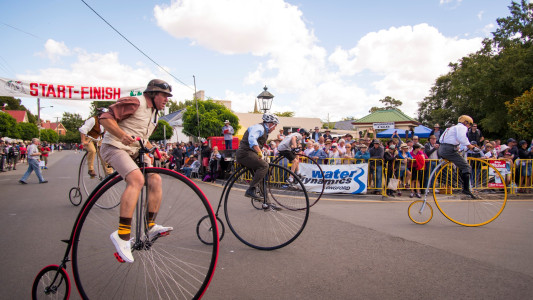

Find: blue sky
[0,0,514,123]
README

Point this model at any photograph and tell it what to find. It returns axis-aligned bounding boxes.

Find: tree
[417,0,533,137]
[505,87,533,138]
[59,130,81,144]
[182,100,240,139]
[90,101,115,116]
[61,112,84,132]
[16,122,39,141]
[40,129,59,143]
[369,96,403,113]
[273,111,294,117]
[149,120,173,141]
[168,99,194,114]
[0,112,19,138]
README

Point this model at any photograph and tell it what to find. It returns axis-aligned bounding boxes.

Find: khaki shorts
[100,143,152,179]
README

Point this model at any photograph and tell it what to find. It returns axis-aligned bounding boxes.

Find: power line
[1,22,43,40]
[80,0,194,91]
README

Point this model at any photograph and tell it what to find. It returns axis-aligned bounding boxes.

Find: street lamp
[256,86,274,113]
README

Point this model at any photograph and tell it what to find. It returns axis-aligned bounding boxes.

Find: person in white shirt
[277,129,307,182]
[437,115,478,198]
[79,109,112,176]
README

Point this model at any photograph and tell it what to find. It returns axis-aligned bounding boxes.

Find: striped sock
[147,212,157,229]
[118,217,132,240]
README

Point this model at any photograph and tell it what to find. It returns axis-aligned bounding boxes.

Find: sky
[0,0,516,124]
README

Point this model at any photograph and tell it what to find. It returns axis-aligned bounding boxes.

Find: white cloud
[154,0,483,121]
[37,39,71,62]
[477,10,485,20]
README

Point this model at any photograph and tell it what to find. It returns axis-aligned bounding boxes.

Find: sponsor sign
[488,159,507,188]
[373,122,394,130]
[299,162,368,194]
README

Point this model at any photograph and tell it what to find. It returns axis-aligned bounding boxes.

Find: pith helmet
[144,79,172,96]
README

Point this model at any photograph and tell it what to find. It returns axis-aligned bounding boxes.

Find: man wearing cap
[99,79,173,263]
[438,115,478,198]
[323,128,332,141]
[222,120,234,150]
[311,126,321,141]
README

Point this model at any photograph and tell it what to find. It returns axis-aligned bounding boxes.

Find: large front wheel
[224,164,310,250]
[432,159,507,227]
[72,168,219,300]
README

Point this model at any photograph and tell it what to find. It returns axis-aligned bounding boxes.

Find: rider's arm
[456,124,473,149]
[99,98,140,146]
[99,118,135,146]
[247,124,265,154]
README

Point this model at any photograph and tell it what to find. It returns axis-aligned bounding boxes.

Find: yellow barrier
[233,156,532,195]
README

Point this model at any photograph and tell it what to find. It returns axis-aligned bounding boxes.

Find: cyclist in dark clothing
[236,113,279,199]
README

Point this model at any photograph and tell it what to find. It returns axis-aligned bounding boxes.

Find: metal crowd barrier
[240,156,533,195]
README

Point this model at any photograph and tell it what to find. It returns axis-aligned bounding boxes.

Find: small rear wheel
[197,215,225,244]
[408,200,433,225]
[32,265,70,300]
[69,187,82,206]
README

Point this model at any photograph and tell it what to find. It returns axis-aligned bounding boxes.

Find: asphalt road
[1,150,532,299]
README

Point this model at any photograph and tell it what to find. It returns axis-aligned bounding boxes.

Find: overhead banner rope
[0,77,144,100]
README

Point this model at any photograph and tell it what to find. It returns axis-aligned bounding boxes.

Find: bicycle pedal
[114,252,126,263]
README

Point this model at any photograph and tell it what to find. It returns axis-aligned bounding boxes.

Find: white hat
[224,120,230,123]
[499,145,509,152]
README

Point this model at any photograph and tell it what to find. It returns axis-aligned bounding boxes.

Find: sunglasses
[153,82,172,92]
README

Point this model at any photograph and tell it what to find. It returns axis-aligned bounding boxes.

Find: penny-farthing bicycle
[33,139,219,300]
[269,148,325,208]
[197,161,310,250]
[68,138,117,208]
[408,156,508,227]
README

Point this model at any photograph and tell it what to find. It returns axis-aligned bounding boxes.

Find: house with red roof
[40,120,67,135]
[2,108,29,123]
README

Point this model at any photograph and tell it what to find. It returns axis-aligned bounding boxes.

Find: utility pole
[193,75,200,141]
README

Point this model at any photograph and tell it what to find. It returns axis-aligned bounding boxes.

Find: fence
[265,156,533,195]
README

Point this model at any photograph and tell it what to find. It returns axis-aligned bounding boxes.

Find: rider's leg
[86,141,96,175]
[146,173,162,215]
[119,169,145,240]
[236,149,269,198]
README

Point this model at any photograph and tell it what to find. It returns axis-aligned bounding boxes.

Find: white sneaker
[110,231,134,263]
[148,224,174,240]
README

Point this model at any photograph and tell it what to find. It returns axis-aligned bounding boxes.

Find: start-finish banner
[0,77,144,101]
[299,162,369,194]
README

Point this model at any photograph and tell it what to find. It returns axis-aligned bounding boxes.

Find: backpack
[9,146,18,157]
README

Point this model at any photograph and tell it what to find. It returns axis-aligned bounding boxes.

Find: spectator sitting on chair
[183,156,200,178]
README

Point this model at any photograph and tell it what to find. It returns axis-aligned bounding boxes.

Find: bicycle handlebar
[133,136,161,160]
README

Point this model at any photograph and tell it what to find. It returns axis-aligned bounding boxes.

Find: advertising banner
[373,122,394,130]
[0,77,144,101]
[299,162,368,194]
[488,159,507,188]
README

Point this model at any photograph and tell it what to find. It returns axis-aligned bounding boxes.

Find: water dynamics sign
[0,77,144,101]
[299,163,368,194]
